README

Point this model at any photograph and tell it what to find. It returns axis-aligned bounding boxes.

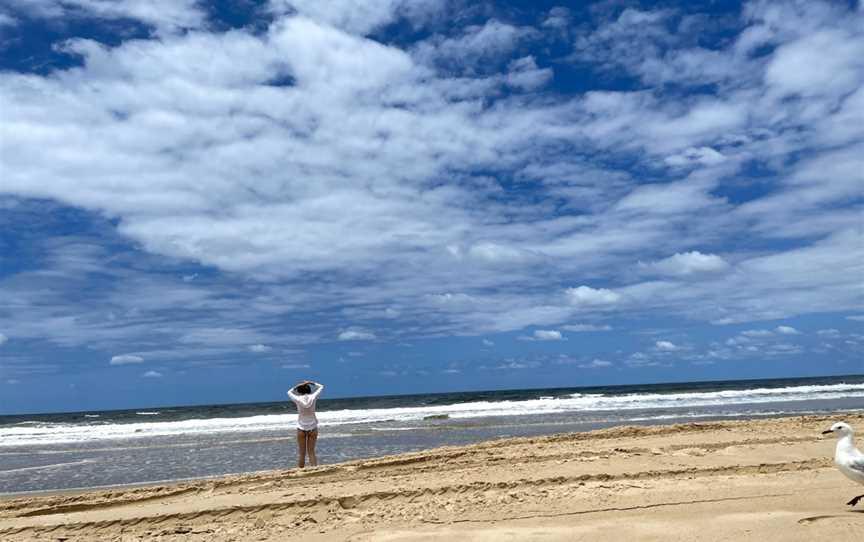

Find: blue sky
[0,0,862,414]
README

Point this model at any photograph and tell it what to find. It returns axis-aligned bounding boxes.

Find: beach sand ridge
[2,414,863,541]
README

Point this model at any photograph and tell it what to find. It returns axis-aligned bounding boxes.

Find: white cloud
[640,251,730,277]
[765,343,803,356]
[775,325,801,335]
[495,360,540,370]
[578,358,612,368]
[248,344,273,353]
[543,7,570,29]
[465,243,536,264]
[562,323,612,332]
[766,29,864,98]
[531,329,564,341]
[741,329,773,337]
[626,351,661,367]
[338,328,377,341]
[110,354,144,365]
[622,230,863,325]
[565,286,621,306]
[817,329,840,337]
[281,363,311,369]
[179,328,269,347]
[0,333,7,346]
[655,340,679,351]
[506,56,553,91]
[6,378,20,385]
[846,315,864,322]
[0,0,861,365]
[413,19,538,69]
[426,293,477,306]
[268,0,439,35]
[142,370,162,378]
[482,339,494,346]
[9,0,206,34]
[664,147,726,168]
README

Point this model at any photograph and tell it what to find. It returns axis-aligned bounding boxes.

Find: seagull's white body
[834,431,864,485]
[824,422,864,506]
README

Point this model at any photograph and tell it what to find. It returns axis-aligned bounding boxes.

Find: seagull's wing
[850,456,864,475]
[841,454,864,484]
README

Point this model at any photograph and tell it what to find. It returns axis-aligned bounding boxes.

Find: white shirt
[287,383,324,431]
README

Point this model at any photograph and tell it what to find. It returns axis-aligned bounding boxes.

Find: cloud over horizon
[0,0,862,409]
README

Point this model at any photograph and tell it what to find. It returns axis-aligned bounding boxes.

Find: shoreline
[3,408,863,498]
[2,413,864,540]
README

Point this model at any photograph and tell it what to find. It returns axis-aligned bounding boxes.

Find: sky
[0,0,862,414]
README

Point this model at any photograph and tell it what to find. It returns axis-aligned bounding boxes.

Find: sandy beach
[2,414,863,541]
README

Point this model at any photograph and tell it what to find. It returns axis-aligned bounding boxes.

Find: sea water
[1,375,863,494]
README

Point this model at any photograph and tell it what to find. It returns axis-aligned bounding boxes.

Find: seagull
[822,422,864,506]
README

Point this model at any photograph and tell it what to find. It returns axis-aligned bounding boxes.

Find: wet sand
[2,414,863,541]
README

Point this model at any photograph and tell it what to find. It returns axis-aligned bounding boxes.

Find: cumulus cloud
[110,354,144,365]
[542,6,570,29]
[462,243,538,263]
[765,28,864,98]
[495,360,540,370]
[579,359,612,368]
[639,251,730,277]
[268,0,439,35]
[655,340,679,351]
[626,352,661,367]
[664,147,726,168]
[0,0,861,373]
[565,286,621,306]
[506,56,553,91]
[7,0,206,34]
[775,325,801,335]
[742,329,773,337]
[338,329,377,341]
[177,328,272,348]
[0,333,7,346]
[281,363,311,369]
[142,370,162,378]
[248,344,273,353]
[531,329,564,341]
[413,19,538,70]
[562,324,612,332]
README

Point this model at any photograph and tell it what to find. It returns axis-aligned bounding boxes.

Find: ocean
[1,375,863,495]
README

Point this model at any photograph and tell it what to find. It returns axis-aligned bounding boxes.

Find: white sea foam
[1,383,862,447]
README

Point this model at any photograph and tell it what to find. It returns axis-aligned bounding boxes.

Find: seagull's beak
[821,429,834,435]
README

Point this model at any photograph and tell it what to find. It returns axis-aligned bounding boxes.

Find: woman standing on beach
[287,380,324,468]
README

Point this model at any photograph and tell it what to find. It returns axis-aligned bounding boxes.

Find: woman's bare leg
[296,430,307,468]
[306,430,318,467]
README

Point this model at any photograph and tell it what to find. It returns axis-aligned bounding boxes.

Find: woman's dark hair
[295,383,312,395]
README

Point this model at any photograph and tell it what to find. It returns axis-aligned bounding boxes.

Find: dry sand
[2,414,864,541]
